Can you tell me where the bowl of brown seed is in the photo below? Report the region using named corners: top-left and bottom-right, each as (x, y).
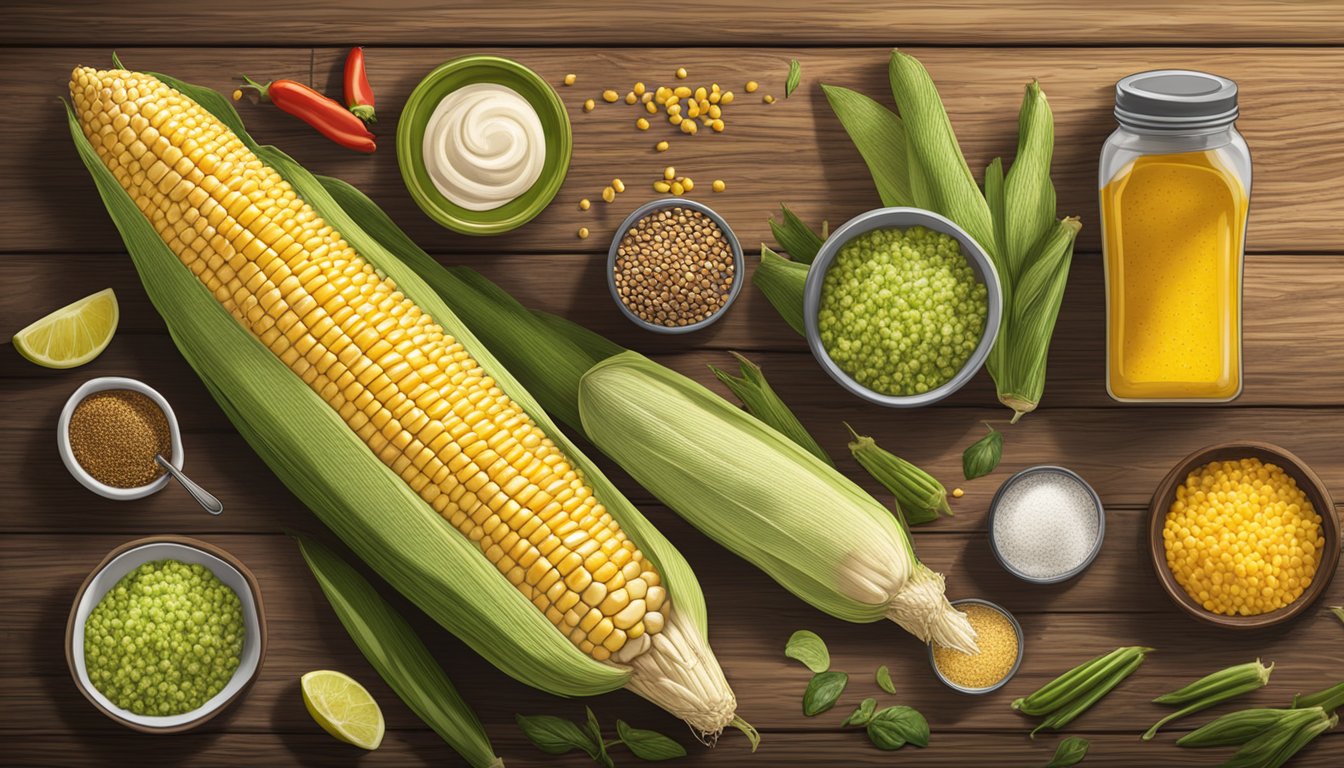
top-left (608, 198), bottom-right (743, 333)
top-left (58, 377), bottom-right (183, 501)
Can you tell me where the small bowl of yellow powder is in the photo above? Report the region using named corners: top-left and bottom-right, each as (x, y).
top-left (1150, 442), bottom-right (1339, 629)
top-left (929, 599), bottom-right (1023, 694)
top-left (58, 377), bottom-right (183, 500)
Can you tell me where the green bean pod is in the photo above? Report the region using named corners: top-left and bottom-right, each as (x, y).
top-left (1143, 660), bottom-right (1273, 740)
top-left (1012, 646), bottom-right (1147, 717)
top-left (1293, 681), bottom-right (1344, 714)
top-left (1177, 708), bottom-right (1312, 748)
top-left (1031, 653), bottom-right (1145, 737)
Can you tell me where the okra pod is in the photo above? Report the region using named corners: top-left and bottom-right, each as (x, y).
top-left (845, 423), bottom-right (950, 525)
top-left (1293, 680), bottom-right (1344, 714)
top-left (1012, 646), bottom-right (1147, 717)
top-left (1142, 660), bottom-right (1273, 740)
top-left (1031, 653), bottom-right (1145, 737)
top-left (1223, 708), bottom-right (1336, 768)
top-left (1177, 708), bottom-right (1313, 748)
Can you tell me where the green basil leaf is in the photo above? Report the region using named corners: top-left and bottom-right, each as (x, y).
top-left (876, 665), bottom-right (897, 695)
top-left (962, 428), bottom-right (1003, 480)
top-left (785, 629), bottom-right (831, 673)
top-left (585, 707), bottom-right (614, 768)
top-left (866, 706), bottom-right (929, 750)
top-left (803, 671), bottom-right (848, 716)
top-left (1044, 735), bottom-right (1090, 767)
top-left (516, 714), bottom-right (597, 756)
top-left (842, 697), bottom-right (878, 727)
top-left (786, 59), bottom-right (802, 98)
top-left (616, 720), bottom-right (687, 761)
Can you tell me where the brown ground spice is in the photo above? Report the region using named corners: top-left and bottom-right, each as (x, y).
top-left (613, 207), bottom-right (735, 327)
top-left (932, 604), bottom-right (1019, 689)
top-left (69, 389), bottom-right (171, 488)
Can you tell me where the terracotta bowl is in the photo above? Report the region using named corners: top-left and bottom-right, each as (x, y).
top-left (1149, 441), bottom-right (1339, 629)
top-left (66, 535), bottom-right (267, 733)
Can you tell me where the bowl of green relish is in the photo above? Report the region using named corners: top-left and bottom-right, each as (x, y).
top-left (803, 208), bottom-right (1003, 407)
top-left (66, 536), bottom-right (266, 732)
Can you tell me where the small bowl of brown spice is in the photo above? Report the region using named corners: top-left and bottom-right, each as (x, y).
top-left (58, 377), bottom-right (183, 501)
top-left (608, 198), bottom-right (743, 333)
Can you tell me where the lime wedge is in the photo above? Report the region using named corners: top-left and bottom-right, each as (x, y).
top-left (12, 288), bottom-right (119, 369)
top-left (301, 670), bottom-right (385, 750)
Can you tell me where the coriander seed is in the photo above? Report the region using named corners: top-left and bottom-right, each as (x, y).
top-left (613, 206), bottom-right (736, 329)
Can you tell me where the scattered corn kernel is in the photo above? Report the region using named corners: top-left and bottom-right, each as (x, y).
top-left (645, 101), bottom-right (658, 114)
top-left (624, 91), bottom-right (637, 104)
top-left (655, 141), bottom-right (669, 152)
top-left (669, 114), bottom-right (683, 126)
top-left (667, 103), bottom-right (682, 116)
top-left (602, 89), bottom-right (619, 103)
top-left (579, 199), bottom-right (591, 211)
top-left (653, 181), bottom-right (671, 193)
top-left (641, 92), bottom-right (654, 103)
top-left (675, 67), bottom-right (688, 79)
top-left (708, 91), bottom-right (721, 105)
top-left (564, 74), bottom-right (577, 86)
top-left (636, 117), bottom-right (650, 130)
top-left (612, 178), bottom-right (626, 193)
top-left (711, 179), bottom-right (726, 193)
top-left (745, 81), bottom-right (759, 93)
top-left (720, 91), bottom-right (735, 105)
top-left (1164, 457), bottom-right (1324, 617)
top-left (711, 119), bottom-right (725, 132)
top-left (682, 177), bottom-right (694, 192)
top-left (952, 487), bottom-right (965, 498)
top-left (681, 120), bottom-right (697, 135)
top-left (577, 227), bottom-right (590, 239)
top-left (602, 186), bottom-right (616, 203)
top-left (686, 102), bottom-right (700, 118)
top-left (694, 86), bottom-right (707, 102)
top-left (231, 88), bottom-right (243, 101)
top-left (583, 99), bottom-right (595, 112)
top-left (655, 86), bottom-right (672, 102)
top-left (763, 94), bottom-right (776, 104)
top-left (673, 86), bottom-right (692, 99)
top-left (670, 181), bottom-right (685, 195)
top-left (663, 167), bottom-right (676, 180)
top-left (634, 82), bottom-right (646, 96)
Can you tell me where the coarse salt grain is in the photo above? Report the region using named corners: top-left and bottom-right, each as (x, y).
top-left (992, 471), bottom-right (1100, 579)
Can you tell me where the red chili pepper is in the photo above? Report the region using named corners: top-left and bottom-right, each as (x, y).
top-left (344, 47), bottom-right (376, 124)
top-left (238, 75), bottom-right (376, 153)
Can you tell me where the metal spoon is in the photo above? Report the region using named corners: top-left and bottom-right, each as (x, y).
top-left (155, 454), bottom-right (223, 516)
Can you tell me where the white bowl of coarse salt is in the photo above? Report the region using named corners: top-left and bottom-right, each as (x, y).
top-left (988, 466), bottom-right (1105, 584)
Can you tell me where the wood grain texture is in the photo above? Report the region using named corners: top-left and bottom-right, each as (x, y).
top-left (6, 1), bottom-right (1344, 46)
top-left (5, 46), bottom-right (1344, 255)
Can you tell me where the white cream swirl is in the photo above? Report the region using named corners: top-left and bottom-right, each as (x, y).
top-left (422, 82), bottom-right (546, 211)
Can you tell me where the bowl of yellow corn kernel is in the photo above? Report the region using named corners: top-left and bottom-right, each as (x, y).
top-left (1150, 442), bottom-right (1339, 629)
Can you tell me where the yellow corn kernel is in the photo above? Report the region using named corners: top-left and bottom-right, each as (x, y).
top-left (633, 82), bottom-right (646, 96)
top-left (635, 117), bottom-right (649, 130)
top-left (673, 86), bottom-right (692, 100)
top-left (681, 177), bottom-right (694, 192)
top-left (720, 91), bottom-right (735, 105)
top-left (763, 94), bottom-right (776, 104)
top-left (578, 199), bottom-right (591, 211)
top-left (712, 179), bottom-right (726, 193)
top-left (602, 90), bottom-right (619, 103)
top-left (711, 119), bottom-right (725, 133)
top-left (563, 74), bottom-right (577, 86)
top-left (669, 114), bottom-right (682, 126)
top-left (653, 181), bottom-right (671, 193)
top-left (675, 67), bottom-right (688, 79)
top-left (602, 186), bottom-right (616, 203)
top-left (577, 227), bottom-right (589, 239)
top-left (583, 99), bottom-right (595, 112)
top-left (745, 81), bottom-right (758, 93)
top-left (655, 140), bottom-right (669, 152)
top-left (670, 181), bottom-right (685, 195)
top-left (612, 178), bottom-right (626, 194)
top-left (644, 101), bottom-right (658, 115)
top-left (624, 91), bottom-right (637, 104)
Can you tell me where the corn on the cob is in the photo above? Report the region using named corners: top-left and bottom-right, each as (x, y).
top-left (69, 66), bottom-right (737, 736)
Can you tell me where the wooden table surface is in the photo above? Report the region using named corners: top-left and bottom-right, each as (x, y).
top-left (4, 2), bottom-right (1344, 765)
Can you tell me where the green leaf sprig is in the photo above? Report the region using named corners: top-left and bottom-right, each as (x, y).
top-left (803, 671), bottom-right (849, 716)
top-left (784, 630), bottom-right (831, 673)
top-left (516, 707), bottom-right (687, 765)
top-left (864, 705), bottom-right (930, 750)
top-left (785, 59), bottom-right (802, 97)
top-left (1044, 735), bottom-right (1089, 767)
top-left (876, 665), bottom-right (897, 695)
top-left (963, 424), bottom-right (1003, 480)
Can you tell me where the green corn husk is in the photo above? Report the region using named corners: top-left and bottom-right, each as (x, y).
top-left (844, 423), bottom-right (949, 525)
top-left (752, 246), bottom-right (809, 337)
top-left (69, 69), bottom-right (738, 737)
top-left (578, 351), bottom-right (977, 653)
top-left (710, 352), bottom-right (833, 466)
top-left (294, 534), bottom-right (502, 768)
top-left (1293, 681), bottom-right (1344, 714)
top-left (1143, 660), bottom-right (1273, 740)
top-left (768, 205), bottom-right (825, 264)
top-left (821, 83), bottom-right (911, 207)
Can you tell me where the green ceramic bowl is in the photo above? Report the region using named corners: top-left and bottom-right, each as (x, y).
top-left (397, 55), bottom-right (571, 236)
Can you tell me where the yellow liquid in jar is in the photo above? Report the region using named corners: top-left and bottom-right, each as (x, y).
top-left (1101, 150), bottom-right (1247, 400)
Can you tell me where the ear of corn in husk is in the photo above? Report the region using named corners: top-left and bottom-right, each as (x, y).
top-left (751, 246), bottom-right (808, 338)
top-left (710, 352), bottom-right (833, 466)
top-left (67, 65), bottom-right (737, 738)
top-left (579, 352), bottom-right (976, 653)
top-left (316, 176), bottom-right (976, 653)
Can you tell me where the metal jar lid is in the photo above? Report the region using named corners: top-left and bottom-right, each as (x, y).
top-left (1114, 70), bottom-right (1238, 131)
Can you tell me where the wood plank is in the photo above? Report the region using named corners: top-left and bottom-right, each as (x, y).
top-left (8, 729), bottom-right (1341, 767)
top-left (5, 533), bottom-right (1343, 741)
top-left (6, 252), bottom-right (1344, 409)
top-left (7, 1), bottom-right (1344, 46)
top-left (6, 47), bottom-right (1344, 255)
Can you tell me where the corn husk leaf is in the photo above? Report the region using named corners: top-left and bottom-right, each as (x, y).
top-left (530, 308), bottom-right (626, 364)
top-left (294, 534), bottom-right (502, 768)
top-left (578, 352), bottom-right (976, 653)
top-left (752, 246), bottom-right (809, 337)
top-left (999, 217), bottom-right (1080, 421)
top-left (768, 204), bottom-right (825, 265)
top-left (70, 70), bottom-right (711, 701)
top-left (821, 83), bottom-right (911, 206)
top-left (710, 352), bottom-right (833, 466)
